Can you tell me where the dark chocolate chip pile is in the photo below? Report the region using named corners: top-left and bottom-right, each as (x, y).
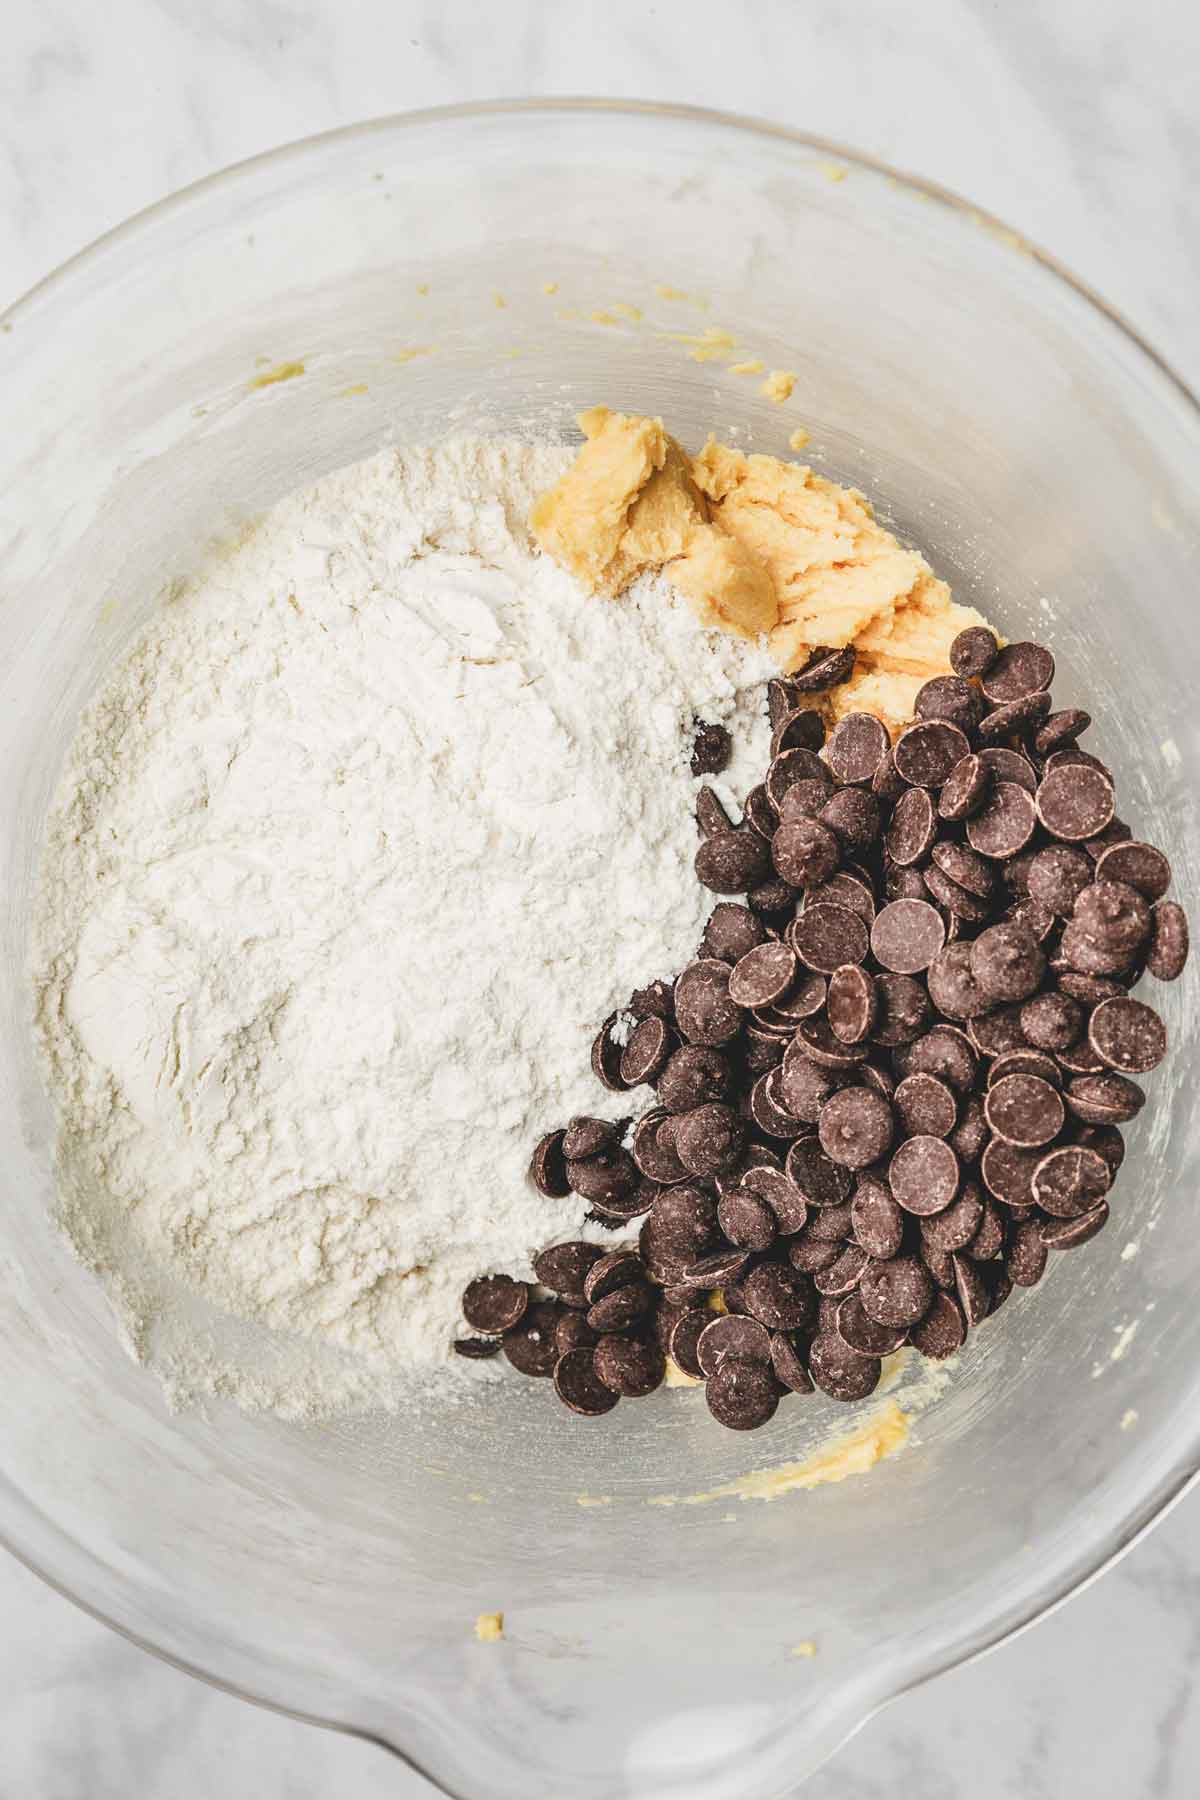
top-left (459, 632), bottom-right (1189, 1430)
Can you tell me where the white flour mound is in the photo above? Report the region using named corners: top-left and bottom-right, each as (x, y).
top-left (32, 438), bottom-right (775, 1420)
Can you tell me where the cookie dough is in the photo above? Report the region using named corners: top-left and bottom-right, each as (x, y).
top-left (530, 407), bottom-right (990, 730)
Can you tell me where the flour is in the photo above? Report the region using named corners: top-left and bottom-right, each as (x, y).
top-left (32, 438), bottom-right (775, 1420)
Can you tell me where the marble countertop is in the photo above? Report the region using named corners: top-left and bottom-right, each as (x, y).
top-left (2, 1), bottom-right (1198, 1795)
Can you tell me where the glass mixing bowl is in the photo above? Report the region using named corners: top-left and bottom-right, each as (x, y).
top-left (1, 102), bottom-right (1199, 1800)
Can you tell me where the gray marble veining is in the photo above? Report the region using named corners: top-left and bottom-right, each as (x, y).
top-left (1, 0), bottom-right (1198, 1795)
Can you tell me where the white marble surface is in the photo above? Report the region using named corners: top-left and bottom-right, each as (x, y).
top-left (2, 1), bottom-right (1199, 1795)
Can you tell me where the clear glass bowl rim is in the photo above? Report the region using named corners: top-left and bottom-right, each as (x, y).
top-left (3, 96), bottom-right (1199, 1792)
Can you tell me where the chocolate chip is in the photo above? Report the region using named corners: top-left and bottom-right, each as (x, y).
top-left (791, 902), bottom-right (870, 974)
top-left (1025, 845), bottom-right (1092, 916)
top-left (1032, 1145), bottom-right (1113, 1218)
top-left (980, 640), bottom-right (1055, 703)
top-left (886, 863), bottom-right (931, 902)
top-left (977, 746), bottom-right (1039, 794)
top-left (1054, 1036), bottom-right (1107, 1075)
top-left (566, 1145), bottom-right (638, 1205)
top-left (555, 1311), bottom-right (599, 1355)
top-left (909, 1290), bottom-right (967, 1359)
top-left (1036, 763), bottom-right (1115, 842)
top-left (836, 1291), bottom-right (909, 1355)
top-left (701, 902), bottom-right (767, 965)
top-left (591, 1013), bottom-right (630, 1091)
top-left (586, 1280), bottom-right (653, 1332)
top-left (819, 787), bottom-right (882, 850)
top-left (921, 1241), bottom-right (956, 1290)
top-left (453, 1336), bottom-right (503, 1359)
top-left (463, 1273), bottom-right (529, 1334)
top-left (1147, 900), bottom-right (1189, 980)
top-left (657, 1043), bottom-right (732, 1112)
top-left (808, 1332), bottom-right (882, 1400)
top-left (1075, 1122), bottom-right (1126, 1174)
top-left (695, 828), bottom-right (773, 894)
top-left (983, 1073), bottom-right (1065, 1148)
top-left (872, 972), bottom-right (933, 1044)
top-left (749, 1068), bottom-right (808, 1139)
top-left (596, 1335), bottom-right (665, 1398)
top-left (1057, 919), bottom-right (1133, 977)
top-left (826, 712), bottom-right (890, 785)
top-left (813, 1241), bottom-right (871, 1296)
top-left (1088, 996), bottom-right (1167, 1073)
top-left (873, 749), bottom-right (906, 804)
top-left (771, 1331), bottom-right (815, 1393)
top-left (952, 1254), bottom-right (990, 1327)
top-left (789, 1236), bottom-right (842, 1273)
top-left (533, 1241), bottom-right (605, 1306)
top-left (620, 1015), bottom-right (675, 1086)
top-left (779, 1045), bottom-right (839, 1121)
top-left (728, 941), bottom-right (797, 1009)
top-left (639, 1187), bottom-right (719, 1280)
top-left (779, 778), bottom-right (837, 823)
top-left (793, 644), bottom-right (858, 692)
top-left (502, 1300), bottom-right (561, 1376)
top-left (977, 690), bottom-right (1052, 742)
top-left (563, 1116), bottom-right (621, 1159)
top-left (927, 943), bottom-right (992, 1019)
top-left (938, 753), bottom-right (992, 821)
top-left (1093, 839), bottom-right (1170, 900)
top-left (1083, 817), bottom-right (1131, 860)
top-left (766, 746), bottom-right (828, 813)
top-left (980, 1137), bottom-right (1041, 1206)
top-left (1005, 1216), bottom-right (1049, 1286)
top-left (889, 1134), bottom-right (960, 1215)
top-left (919, 1183), bottom-right (984, 1252)
top-left (1056, 970), bottom-right (1125, 1006)
top-left (691, 721), bottom-right (732, 777)
top-left (950, 1094), bottom-right (990, 1165)
top-left (895, 1072), bottom-right (958, 1138)
top-left (907, 1023), bottom-right (979, 1092)
top-left (987, 1047), bottom-right (1062, 1088)
top-left (968, 1003), bottom-right (1029, 1056)
top-left (915, 674), bottom-right (984, 732)
top-left (772, 707), bottom-right (827, 755)
top-left (1034, 708), bottom-right (1091, 756)
top-left (738, 1261), bottom-right (817, 1330)
top-left (756, 970), bottom-right (829, 1025)
top-left (803, 869), bottom-right (877, 923)
top-left (969, 921), bottom-right (1046, 1002)
top-left (717, 1188), bottom-right (778, 1253)
top-left (667, 1307), bottom-right (710, 1377)
top-left (828, 964), bottom-right (879, 1044)
top-left (966, 781), bottom-right (1038, 859)
top-left (1040, 1204), bottom-right (1110, 1249)
top-left (894, 720), bottom-right (971, 788)
top-left (530, 1129), bottom-right (571, 1197)
top-left (851, 1178), bottom-right (905, 1258)
top-left (631, 1110), bottom-right (689, 1185)
top-left (555, 1347), bottom-right (620, 1415)
top-left (786, 1136), bottom-right (855, 1208)
top-left (673, 1103), bottom-right (746, 1177)
top-left (744, 785), bottom-right (778, 839)
top-left (1074, 880), bottom-right (1152, 959)
top-left (696, 784), bottom-right (735, 838)
top-left (950, 625), bottom-right (1000, 678)
top-left (768, 678), bottom-right (802, 729)
top-left (772, 817), bottom-right (842, 888)
top-left (674, 960), bottom-right (743, 1046)
top-left (887, 786), bottom-right (938, 865)
top-left (925, 865), bottom-right (992, 922)
top-left (705, 1356), bottom-right (781, 1430)
top-left (740, 1164), bottom-right (810, 1234)
top-left (870, 898), bottom-right (947, 974)
top-left (696, 1312), bottom-right (773, 1376)
top-left (817, 1086), bottom-right (895, 1170)
top-left (1064, 1071), bottom-right (1146, 1125)
top-left (859, 1255), bottom-right (934, 1326)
